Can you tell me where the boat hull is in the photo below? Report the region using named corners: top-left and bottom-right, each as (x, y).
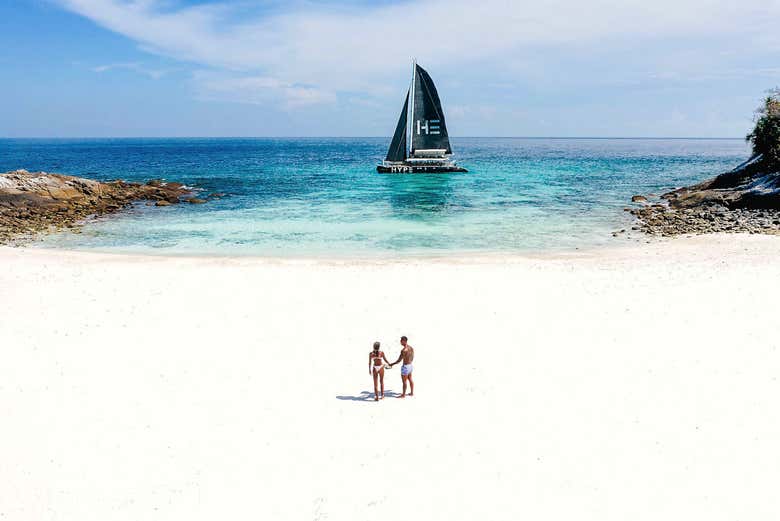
top-left (377, 164), bottom-right (468, 173)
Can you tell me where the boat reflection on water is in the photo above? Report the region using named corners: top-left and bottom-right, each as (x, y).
top-left (383, 172), bottom-right (458, 216)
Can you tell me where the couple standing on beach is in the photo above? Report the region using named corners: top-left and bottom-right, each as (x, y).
top-left (369, 336), bottom-right (414, 401)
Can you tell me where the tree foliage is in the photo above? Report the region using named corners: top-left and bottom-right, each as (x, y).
top-left (746, 88), bottom-right (780, 169)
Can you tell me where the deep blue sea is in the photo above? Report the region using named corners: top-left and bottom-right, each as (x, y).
top-left (0, 138), bottom-right (749, 256)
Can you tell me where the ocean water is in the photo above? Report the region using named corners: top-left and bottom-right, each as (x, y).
top-left (0, 138), bottom-right (749, 256)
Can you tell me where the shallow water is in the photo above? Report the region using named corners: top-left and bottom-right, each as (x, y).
top-left (0, 137), bottom-right (749, 256)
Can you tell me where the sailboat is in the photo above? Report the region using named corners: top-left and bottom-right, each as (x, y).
top-left (377, 62), bottom-right (467, 173)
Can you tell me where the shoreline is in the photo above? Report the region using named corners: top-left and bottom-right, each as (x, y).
top-left (4, 232), bottom-right (779, 265)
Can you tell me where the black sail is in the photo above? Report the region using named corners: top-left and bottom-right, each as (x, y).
top-left (411, 65), bottom-right (452, 154)
top-left (385, 90), bottom-right (409, 162)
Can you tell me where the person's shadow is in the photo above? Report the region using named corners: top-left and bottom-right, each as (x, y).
top-left (336, 390), bottom-right (401, 401)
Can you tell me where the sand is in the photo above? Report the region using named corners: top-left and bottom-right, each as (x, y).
top-left (2, 235), bottom-right (779, 520)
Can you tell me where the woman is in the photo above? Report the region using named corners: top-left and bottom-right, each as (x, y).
top-left (368, 341), bottom-right (391, 401)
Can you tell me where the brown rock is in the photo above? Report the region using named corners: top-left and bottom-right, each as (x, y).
top-left (155, 200), bottom-right (172, 207)
top-left (188, 198), bottom-right (207, 204)
top-left (1, 170), bottom-right (192, 244)
top-left (631, 195), bottom-right (648, 203)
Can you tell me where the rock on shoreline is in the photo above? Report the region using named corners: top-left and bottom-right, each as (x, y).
top-left (630, 155), bottom-right (780, 236)
top-left (0, 170), bottom-right (192, 244)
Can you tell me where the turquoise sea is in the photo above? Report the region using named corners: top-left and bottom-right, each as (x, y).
top-left (0, 138), bottom-right (749, 256)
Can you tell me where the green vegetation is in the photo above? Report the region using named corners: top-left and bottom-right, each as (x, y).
top-left (746, 88), bottom-right (780, 169)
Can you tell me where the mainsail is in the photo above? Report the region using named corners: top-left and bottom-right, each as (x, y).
top-left (410, 65), bottom-right (452, 154)
top-left (385, 90), bottom-right (409, 162)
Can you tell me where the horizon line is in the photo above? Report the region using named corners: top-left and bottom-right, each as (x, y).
top-left (0, 136), bottom-right (745, 140)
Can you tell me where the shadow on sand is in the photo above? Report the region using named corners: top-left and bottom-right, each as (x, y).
top-left (336, 390), bottom-right (401, 401)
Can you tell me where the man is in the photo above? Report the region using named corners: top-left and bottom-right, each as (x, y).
top-left (390, 336), bottom-right (414, 398)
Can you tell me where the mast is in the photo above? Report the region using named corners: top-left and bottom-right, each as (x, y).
top-left (409, 58), bottom-right (416, 156)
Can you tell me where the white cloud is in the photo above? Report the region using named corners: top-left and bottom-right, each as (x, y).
top-left (192, 72), bottom-right (336, 108)
top-left (92, 61), bottom-right (167, 79)
top-left (56, 0), bottom-right (780, 110)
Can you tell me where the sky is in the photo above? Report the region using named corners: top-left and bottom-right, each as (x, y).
top-left (1, 0), bottom-right (779, 137)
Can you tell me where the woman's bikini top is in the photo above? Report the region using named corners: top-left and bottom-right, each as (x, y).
top-left (372, 350), bottom-right (383, 365)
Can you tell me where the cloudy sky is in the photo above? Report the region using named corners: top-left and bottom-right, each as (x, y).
top-left (2, 0), bottom-right (779, 137)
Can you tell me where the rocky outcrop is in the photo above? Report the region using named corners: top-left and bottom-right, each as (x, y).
top-left (0, 170), bottom-right (192, 244)
top-left (630, 155), bottom-right (780, 236)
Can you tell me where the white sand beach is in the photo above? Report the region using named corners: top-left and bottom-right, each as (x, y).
top-left (2, 235), bottom-right (780, 520)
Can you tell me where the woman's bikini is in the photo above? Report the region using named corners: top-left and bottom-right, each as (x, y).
top-left (372, 350), bottom-right (384, 373)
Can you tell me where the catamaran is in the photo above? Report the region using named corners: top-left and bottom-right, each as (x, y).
top-left (377, 62), bottom-right (467, 173)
